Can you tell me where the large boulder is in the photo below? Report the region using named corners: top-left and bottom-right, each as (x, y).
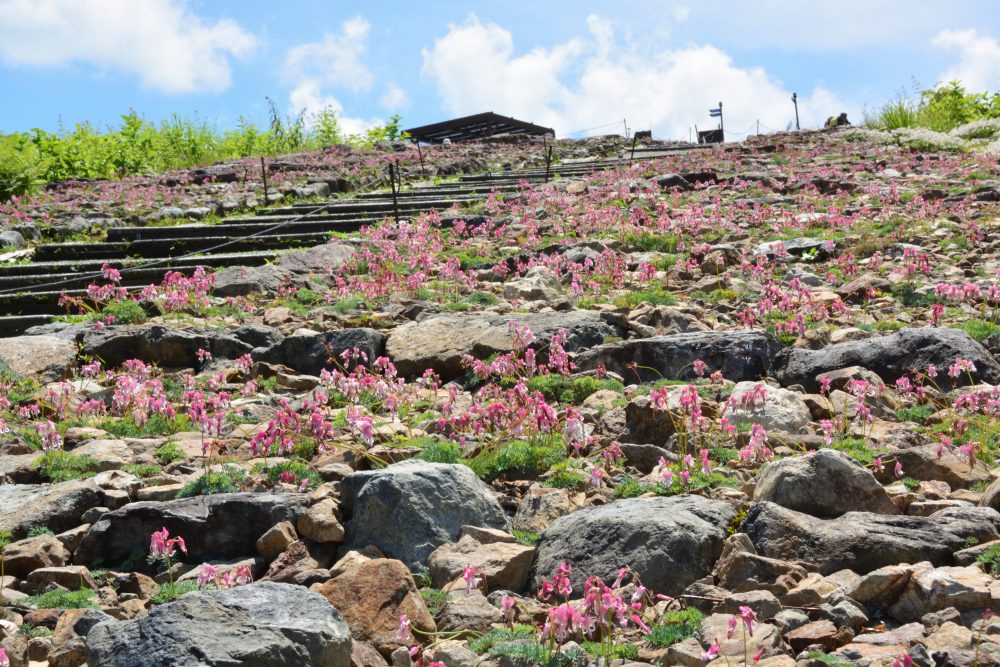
top-left (743, 502), bottom-right (1000, 575)
top-left (725, 381), bottom-right (812, 433)
top-left (1, 534), bottom-right (71, 578)
top-left (211, 264), bottom-right (308, 297)
top-left (887, 444), bottom-right (990, 489)
top-left (253, 328), bottom-right (386, 376)
top-left (86, 582), bottom-right (351, 667)
top-left (532, 495), bottom-right (737, 596)
top-left (76, 492), bottom-right (310, 566)
top-left (0, 334), bottom-right (76, 382)
top-left (277, 243), bottom-right (355, 275)
top-left (311, 558), bottom-right (435, 657)
top-left (80, 324), bottom-right (253, 369)
top-left (0, 480), bottom-right (102, 540)
top-left (575, 331), bottom-right (782, 383)
top-left (753, 449), bottom-right (900, 517)
top-left (339, 461), bottom-right (510, 569)
top-left (386, 311), bottom-right (623, 380)
top-left (774, 328), bottom-right (1000, 390)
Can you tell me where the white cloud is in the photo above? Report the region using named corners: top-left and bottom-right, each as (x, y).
top-left (933, 29), bottom-right (1000, 91)
top-left (0, 0), bottom-right (256, 94)
top-left (288, 80), bottom-right (379, 136)
top-left (283, 16), bottom-right (373, 93)
top-left (421, 15), bottom-right (858, 141)
top-left (380, 83), bottom-right (409, 111)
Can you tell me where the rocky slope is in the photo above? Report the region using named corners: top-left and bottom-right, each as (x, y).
top-left (1, 127), bottom-right (1000, 666)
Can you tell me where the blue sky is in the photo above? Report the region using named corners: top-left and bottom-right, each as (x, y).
top-left (1, 1), bottom-right (999, 141)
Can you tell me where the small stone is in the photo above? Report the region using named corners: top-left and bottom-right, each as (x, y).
top-left (256, 521), bottom-right (298, 559)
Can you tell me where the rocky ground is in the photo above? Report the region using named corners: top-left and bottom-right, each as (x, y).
top-left (1, 126), bottom-right (1000, 667)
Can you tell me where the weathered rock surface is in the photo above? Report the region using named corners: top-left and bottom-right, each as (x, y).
top-left (726, 381), bottom-right (812, 433)
top-left (339, 461), bottom-right (510, 569)
top-left (253, 328), bottom-right (386, 376)
top-left (385, 310), bottom-right (623, 379)
top-left (86, 582), bottom-right (351, 666)
top-left (1, 534), bottom-right (71, 578)
top-left (533, 495), bottom-right (736, 595)
top-left (211, 264), bottom-right (308, 297)
top-left (575, 331), bottom-right (782, 383)
top-left (428, 532), bottom-right (535, 592)
top-left (80, 324), bottom-right (253, 369)
top-left (76, 492), bottom-right (310, 566)
top-left (743, 502), bottom-right (1000, 575)
top-left (0, 334), bottom-right (76, 382)
top-left (276, 242), bottom-right (355, 275)
top-left (0, 480), bottom-right (102, 540)
top-left (311, 558), bottom-right (434, 657)
top-left (753, 449), bottom-right (900, 517)
top-left (774, 328), bottom-right (1000, 390)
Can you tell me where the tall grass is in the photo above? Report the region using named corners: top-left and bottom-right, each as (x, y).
top-left (0, 101), bottom-right (407, 200)
top-left (866, 81), bottom-right (1000, 133)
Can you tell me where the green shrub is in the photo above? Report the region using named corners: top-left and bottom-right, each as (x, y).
top-left (26, 525), bottom-right (55, 537)
top-left (99, 414), bottom-right (187, 438)
top-left (614, 288), bottom-right (678, 309)
top-left (122, 463), bottom-right (163, 478)
top-left (581, 641), bottom-right (639, 662)
top-left (542, 467), bottom-right (588, 490)
top-left (468, 625), bottom-right (540, 654)
top-left (646, 608), bottom-right (705, 647)
top-left (419, 588), bottom-right (448, 615)
top-left (151, 580), bottom-right (199, 604)
top-left (956, 319), bottom-right (1000, 343)
top-left (512, 529), bottom-right (541, 546)
top-left (251, 458), bottom-right (321, 489)
top-left (895, 405), bottom-right (933, 423)
top-left (526, 375), bottom-right (624, 404)
top-left (0, 133), bottom-right (41, 201)
top-left (613, 475), bottom-right (655, 499)
top-left (101, 299), bottom-right (149, 325)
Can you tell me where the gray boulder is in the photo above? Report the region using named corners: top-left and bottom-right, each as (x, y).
top-left (532, 495), bottom-right (737, 596)
top-left (0, 480), bottom-right (102, 540)
top-left (0, 334), bottom-right (77, 382)
top-left (386, 310), bottom-right (623, 379)
top-left (211, 264), bottom-right (308, 297)
top-left (253, 328), bottom-right (386, 376)
top-left (80, 324), bottom-right (253, 369)
top-left (76, 493), bottom-right (310, 566)
top-left (743, 502), bottom-right (1000, 575)
top-left (575, 331), bottom-right (782, 383)
top-left (774, 328), bottom-right (1000, 390)
top-left (276, 243), bottom-right (355, 275)
top-left (86, 582), bottom-right (350, 667)
top-left (753, 449), bottom-right (900, 517)
top-left (339, 461), bottom-right (510, 570)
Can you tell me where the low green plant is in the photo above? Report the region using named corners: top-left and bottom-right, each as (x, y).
top-left (614, 287), bottom-right (678, 309)
top-left (26, 525), bottom-right (55, 537)
top-left (542, 467), bottom-right (587, 490)
top-left (976, 542), bottom-right (1000, 573)
top-left (122, 463), bottom-right (163, 478)
top-left (101, 299), bottom-right (149, 325)
top-left (613, 475), bottom-right (655, 499)
top-left (17, 624), bottom-right (53, 638)
top-left (151, 580), bottom-right (199, 605)
top-left (177, 465), bottom-right (246, 497)
top-left (646, 607), bottom-right (705, 647)
top-left (956, 319), bottom-right (1000, 343)
top-left (466, 439), bottom-right (566, 482)
top-left (806, 652), bottom-right (853, 667)
top-left (901, 476), bottom-right (921, 492)
top-left (416, 439), bottom-right (462, 464)
top-left (99, 414), bottom-right (188, 438)
top-left (581, 641), bottom-right (639, 662)
top-left (33, 450), bottom-right (99, 482)
top-left (895, 405), bottom-right (934, 423)
top-left (27, 588), bottom-right (98, 609)
top-left (468, 625), bottom-right (541, 654)
top-left (419, 587), bottom-right (448, 615)
top-left (251, 458), bottom-right (321, 489)
top-left (153, 440), bottom-right (186, 465)
top-left (525, 375), bottom-right (624, 405)
top-left (512, 529), bottom-right (541, 546)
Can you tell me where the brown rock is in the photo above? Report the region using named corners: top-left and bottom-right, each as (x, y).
top-left (0, 334), bottom-right (76, 383)
top-left (311, 558), bottom-right (435, 657)
top-left (297, 498), bottom-right (345, 543)
top-left (351, 640), bottom-right (389, 667)
top-left (436, 589), bottom-right (503, 635)
top-left (716, 550), bottom-right (809, 597)
top-left (26, 566), bottom-right (97, 594)
top-left (262, 540), bottom-right (320, 583)
top-left (513, 485), bottom-right (571, 533)
top-left (2, 535), bottom-right (70, 578)
top-left (786, 619), bottom-right (839, 652)
top-left (112, 572), bottom-right (158, 599)
top-left (427, 534), bottom-right (534, 593)
top-left (256, 520), bottom-right (298, 559)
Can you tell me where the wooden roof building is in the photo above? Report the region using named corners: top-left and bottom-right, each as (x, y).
top-left (405, 112), bottom-right (554, 144)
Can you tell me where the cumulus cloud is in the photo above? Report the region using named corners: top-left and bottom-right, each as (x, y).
top-left (422, 15), bottom-right (857, 141)
top-left (284, 16), bottom-right (385, 135)
top-left (380, 83), bottom-right (410, 111)
top-left (0, 0), bottom-right (256, 94)
top-left (933, 29), bottom-right (1000, 91)
top-left (283, 16), bottom-right (373, 94)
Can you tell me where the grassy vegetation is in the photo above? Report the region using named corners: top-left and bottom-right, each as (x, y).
top-left (0, 106), bottom-right (408, 201)
top-left (646, 607), bottom-right (705, 647)
top-left (866, 81), bottom-right (1000, 132)
top-left (466, 439), bottom-right (566, 482)
top-left (33, 450), bottom-right (99, 482)
top-left (151, 580), bottom-right (200, 604)
top-left (27, 588), bottom-right (98, 609)
top-left (525, 375), bottom-right (624, 404)
top-left (177, 465), bottom-right (246, 497)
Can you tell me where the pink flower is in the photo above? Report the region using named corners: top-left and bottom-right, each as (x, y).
top-left (463, 565), bottom-right (480, 594)
top-left (501, 596), bottom-right (516, 622)
top-left (753, 646), bottom-right (766, 663)
top-left (739, 605), bottom-right (758, 637)
top-left (197, 564), bottom-right (218, 589)
top-left (396, 614), bottom-right (413, 644)
top-left (149, 527), bottom-right (186, 560)
top-left (895, 461), bottom-right (904, 478)
top-left (0, 647), bottom-right (8, 667)
top-left (700, 644), bottom-right (720, 662)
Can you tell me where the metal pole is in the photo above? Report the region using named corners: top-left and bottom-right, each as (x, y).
top-left (630, 135), bottom-right (638, 161)
top-left (718, 101), bottom-right (724, 141)
top-left (792, 93), bottom-right (800, 130)
top-left (389, 163), bottom-right (400, 224)
top-left (415, 140), bottom-right (425, 177)
top-left (544, 146), bottom-right (553, 183)
top-left (623, 118), bottom-right (628, 139)
top-left (260, 157), bottom-right (268, 204)
top-left (757, 120), bottom-right (760, 136)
